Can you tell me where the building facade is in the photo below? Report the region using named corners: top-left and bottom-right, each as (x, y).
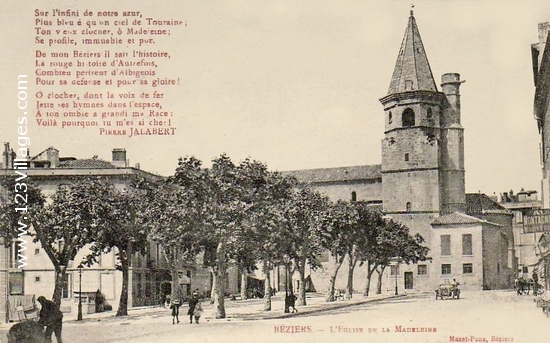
top-left (0, 145), bottom-right (209, 322)
top-left (533, 22), bottom-right (550, 209)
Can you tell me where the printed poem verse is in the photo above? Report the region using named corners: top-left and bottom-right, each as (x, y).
top-left (34, 8), bottom-right (184, 137)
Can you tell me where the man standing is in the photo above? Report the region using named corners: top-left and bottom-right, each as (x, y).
top-left (187, 293), bottom-right (199, 324)
top-left (37, 296), bottom-right (63, 343)
top-left (533, 271), bottom-right (539, 294)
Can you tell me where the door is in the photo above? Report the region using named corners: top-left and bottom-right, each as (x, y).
top-left (404, 272), bottom-right (413, 289)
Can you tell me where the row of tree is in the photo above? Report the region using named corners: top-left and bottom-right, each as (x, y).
top-left (0, 154), bottom-right (428, 319)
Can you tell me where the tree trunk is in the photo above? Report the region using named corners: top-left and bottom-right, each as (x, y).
top-left (263, 260), bottom-right (272, 311)
top-left (52, 266), bottom-right (65, 307)
top-left (161, 246), bottom-right (182, 306)
top-left (325, 254), bottom-right (345, 302)
top-left (375, 265), bottom-right (386, 295)
top-left (363, 261), bottom-right (377, 297)
top-left (214, 241), bottom-right (226, 319)
top-left (346, 252), bottom-right (358, 299)
top-left (209, 267), bottom-right (217, 304)
top-left (240, 269), bottom-right (248, 300)
top-left (288, 263), bottom-right (294, 295)
top-left (297, 257), bottom-right (307, 306)
top-left (116, 244), bottom-right (131, 316)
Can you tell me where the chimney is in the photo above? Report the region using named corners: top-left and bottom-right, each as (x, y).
top-left (3, 143), bottom-right (14, 169)
top-left (112, 148), bottom-right (127, 167)
top-left (46, 147), bottom-right (59, 168)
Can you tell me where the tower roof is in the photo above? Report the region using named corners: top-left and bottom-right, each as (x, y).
top-left (387, 10), bottom-right (438, 95)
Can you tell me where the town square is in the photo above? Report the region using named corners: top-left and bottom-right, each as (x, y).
top-left (2, 1), bottom-right (550, 342)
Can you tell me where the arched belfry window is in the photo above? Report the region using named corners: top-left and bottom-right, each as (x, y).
top-left (402, 108), bottom-right (415, 127)
top-left (406, 202), bottom-right (412, 212)
top-left (351, 191), bottom-right (357, 202)
top-left (388, 111), bottom-right (393, 124)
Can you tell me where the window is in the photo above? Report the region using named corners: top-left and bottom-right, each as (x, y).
top-left (497, 263), bottom-right (500, 275)
top-left (441, 264), bottom-right (452, 275)
top-left (418, 265), bottom-right (427, 275)
top-left (463, 263), bottom-right (473, 274)
top-left (402, 108), bottom-right (415, 127)
top-left (404, 153), bottom-right (409, 161)
top-left (462, 234), bottom-right (472, 256)
top-left (351, 191), bottom-right (357, 202)
top-left (9, 271), bottom-right (24, 295)
top-left (390, 265), bottom-right (400, 276)
top-left (35, 276), bottom-right (41, 282)
top-left (62, 273), bottom-right (71, 299)
top-left (405, 80), bottom-right (414, 90)
top-left (515, 211), bottom-right (523, 224)
top-left (34, 248), bottom-right (40, 255)
top-left (441, 235), bottom-right (451, 256)
top-left (406, 202), bottom-right (412, 212)
top-left (523, 266), bottom-right (529, 274)
top-left (389, 111), bottom-right (393, 124)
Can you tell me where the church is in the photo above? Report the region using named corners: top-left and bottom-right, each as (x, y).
top-left (286, 10), bottom-right (516, 293)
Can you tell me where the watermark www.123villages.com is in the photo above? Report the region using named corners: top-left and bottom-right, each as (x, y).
top-left (14, 75), bottom-right (30, 268)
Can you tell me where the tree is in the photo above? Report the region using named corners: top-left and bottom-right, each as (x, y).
top-left (144, 156), bottom-right (206, 305)
top-left (0, 177), bottom-right (111, 306)
top-left (242, 165), bottom-right (296, 310)
top-left (344, 202), bottom-right (380, 299)
top-left (281, 186), bottom-right (329, 306)
top-left (361, 215), bottom-right (429, 296)
top-left (374, 219), bottom-right (429, 294)
top-left (202, 154), bottom-right (250, 319)
top-left (320, 200), bottom-right (357, 302)
top-left (84, 178), bottom-right (151, 316)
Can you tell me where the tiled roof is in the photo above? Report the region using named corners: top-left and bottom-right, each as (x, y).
top-left (465, 193), bottom-right (506, 215)
top-left (59, 159), bottom-right (117, 169)
top-left (432, 212), bottom-right (489, 226)
top-left (282, 165), bottom-right (381, 183)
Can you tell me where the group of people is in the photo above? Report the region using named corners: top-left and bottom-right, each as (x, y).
top-left (515, 271), bottom-right (542, 295)
top-left (169, 289), bottom-right (203, 325)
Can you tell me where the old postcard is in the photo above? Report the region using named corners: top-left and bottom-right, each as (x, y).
top-left (1, 1), bottom-right (550, 342)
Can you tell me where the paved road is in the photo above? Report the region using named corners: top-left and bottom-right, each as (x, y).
top-left (3, 291), bottom-right (550, 342)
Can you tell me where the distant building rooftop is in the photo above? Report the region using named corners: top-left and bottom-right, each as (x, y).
top-left (282, 165), bottom-right (381, 184)
top-left (432, 212), bottom-right (500, 227)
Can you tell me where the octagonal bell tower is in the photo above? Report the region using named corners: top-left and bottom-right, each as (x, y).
top-left (380, 10), bottom-right (466, 241)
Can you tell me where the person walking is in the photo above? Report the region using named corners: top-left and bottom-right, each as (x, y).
top-left (193, 299), bottom-right (203, 324)
top-left (170, 298), bottom-right (181, 324)
top-left (37, 296), bottom-right (63, 343)
top-left (187, 293), bottom-right (199, 324)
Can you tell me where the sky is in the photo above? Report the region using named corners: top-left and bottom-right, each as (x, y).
top-left (1, 0), bottom-right (549, 197)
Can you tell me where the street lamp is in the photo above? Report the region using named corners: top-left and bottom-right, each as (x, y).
top-left (392, 262), bottom-right (399, 296)
top-left (283, 254), bottom-right (290, 313)
top-left (77, 264), bottom-right (83, 321)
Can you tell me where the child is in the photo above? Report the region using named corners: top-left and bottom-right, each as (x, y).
top-left (193, 300), bottom-right (203, 324)
top-left (170, 298), bottom-right (181, 324)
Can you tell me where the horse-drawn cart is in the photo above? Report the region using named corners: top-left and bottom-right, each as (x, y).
top-left (435, 284), bottom-right (460, 300)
